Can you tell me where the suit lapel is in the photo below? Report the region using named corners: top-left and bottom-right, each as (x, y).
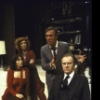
top-left (56, 42), bottom-right (62, 61)
top-left (46, 45), bottom-right (52, 60)
top-left (55, 75), bottom-right (64, 99)
top-left (68, 73), bottom-right (80, 100)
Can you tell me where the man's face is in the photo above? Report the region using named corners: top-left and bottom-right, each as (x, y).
top-left (61, 56), bottom-right (75, 74)
top-left (45, 30), bottom-right (57, 46)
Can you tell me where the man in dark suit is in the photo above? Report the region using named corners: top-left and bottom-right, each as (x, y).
top-left (40, 26), bottom-right (86, 93)
top-left (48, 53), bottom-right (90, 100)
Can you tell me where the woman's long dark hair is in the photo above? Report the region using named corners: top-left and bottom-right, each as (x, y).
top-left (10, 54), bottom-right (24, 70)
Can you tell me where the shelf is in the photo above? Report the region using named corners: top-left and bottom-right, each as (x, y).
top-left (58, 30), bottom-right (81, 35)
top-left (70, 49), bottom-right (80, 51)
top-left (69, 44), bottom-right (81, 46)
top-left (70, 49), bottom-right (91, 52)
top-left (70, 49), bottom-right (90, 54)
top-left (53, 17), bottom-right (82, 24)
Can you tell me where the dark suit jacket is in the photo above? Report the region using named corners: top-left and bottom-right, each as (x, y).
top-left (41, 41), bottom-right (70, 91)
top-left (48, 73), bottom-right (91, 100)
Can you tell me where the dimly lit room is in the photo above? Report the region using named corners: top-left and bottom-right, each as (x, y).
top-left (0, 0), bottom-right (92, 100)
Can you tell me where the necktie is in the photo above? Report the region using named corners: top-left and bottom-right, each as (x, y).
top-left (63, 75), bottom-right (70, 87)
top-left (51, 47), bottom-right (57, 61)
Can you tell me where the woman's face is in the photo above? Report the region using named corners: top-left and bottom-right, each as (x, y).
top-left (20, 40), bottom-right (27, 50)
top-left (16, 56), bottom-right (23, 69)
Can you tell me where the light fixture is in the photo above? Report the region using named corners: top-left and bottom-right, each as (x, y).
top-left (0, 41), bottom-right (6, 69)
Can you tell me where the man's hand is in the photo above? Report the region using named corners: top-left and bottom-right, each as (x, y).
top-left (51, 56), bottom-right (56, 69)
top-left (78, 50), bottom-right (87, 63)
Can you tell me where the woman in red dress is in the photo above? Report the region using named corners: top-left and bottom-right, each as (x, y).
top-left (2, 54), bottom-right (30, 100)
top-left (14, 36), bottom-right (46, 100)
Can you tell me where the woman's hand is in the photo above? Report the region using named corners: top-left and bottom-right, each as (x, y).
top-left (16, 93), bottom-right (24, 99)
top-left (29, 59), bottom-right (34, 64)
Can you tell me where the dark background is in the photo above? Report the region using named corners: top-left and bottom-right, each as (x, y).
top-left (0, 0), bottom-right (92, 66)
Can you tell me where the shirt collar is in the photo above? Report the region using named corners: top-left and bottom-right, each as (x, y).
top-left (49, 40), bottom-right (58, 49)
top-left (64, 71), bottom-right (75, 79)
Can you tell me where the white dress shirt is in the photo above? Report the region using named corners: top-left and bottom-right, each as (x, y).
top-left (49, 41), bottom-right (58, 68)
top-left (49, 40), bottom-right (58, 56)
top-left (63, 71), bottom-right (75, 85)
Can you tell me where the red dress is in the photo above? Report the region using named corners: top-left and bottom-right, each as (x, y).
top-left (20, 50), bottom-right (46, 100)
top-left (2, 68), bottom-right (30, 100)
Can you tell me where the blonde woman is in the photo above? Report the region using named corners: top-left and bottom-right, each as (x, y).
top-left (15, 36), bottom-right (46, 100)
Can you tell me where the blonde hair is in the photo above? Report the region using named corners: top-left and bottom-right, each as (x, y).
top-left (15, 36), bottom-right (30, 52)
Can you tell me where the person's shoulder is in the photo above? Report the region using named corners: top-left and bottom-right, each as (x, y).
top-left (28, 49), bottom-right (33, 52)
top-left (7, 68), bottom-right (14, 74)
top-left (58, 41), bottom-right (70, 45)
top-left (76, 73), bottom-right (88, 81)
top-left (24, 67), bottom-right (29, 72)
top-left (28, 50), bottom-right (34, 54)
top-left (41, 44), bottom-right (48, 49)
top-left (8, 68), bottom-right (13, 72)
top-left (58, 41), bottom-right (70, 48)
top-left (54, 74), bottom-right (63, 81)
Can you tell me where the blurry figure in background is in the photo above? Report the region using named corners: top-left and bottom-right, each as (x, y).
top-left (2, 54), bottom-right (30, 100)
top-left (48, 53), bottom-right (91, 100)
top-left (77, 50), bottom-right (89, 75)
top-left (15, 36), bottom-right (46, 100)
